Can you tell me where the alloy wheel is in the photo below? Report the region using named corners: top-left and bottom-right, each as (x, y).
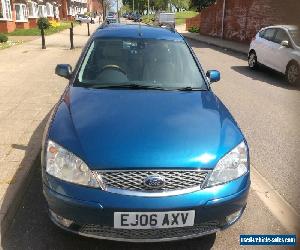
top-left (248, 53), bottom-right (257, 69)
top-left (287, 64), bottom-right (299, 84)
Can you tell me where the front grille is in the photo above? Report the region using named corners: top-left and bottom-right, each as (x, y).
top-left (96, 170), bottom-right (209, 192)
top-left (80, 222), bottom-right (219, 240)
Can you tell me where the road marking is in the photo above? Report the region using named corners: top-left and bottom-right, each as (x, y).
top-left (251, 165), bottom-right (300, 235)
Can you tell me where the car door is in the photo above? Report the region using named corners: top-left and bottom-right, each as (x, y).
top-left (271, 28), bottom-right (294, 73)
top-left (259, 28), bottom-right (277, 68)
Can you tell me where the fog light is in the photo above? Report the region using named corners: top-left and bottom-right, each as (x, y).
top-left (226, 209), bottom-right (242, 225)
top-left (50, 210), bottom-right (73, 227)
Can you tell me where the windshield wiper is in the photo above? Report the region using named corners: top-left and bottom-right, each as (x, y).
top-left (175, 86), bottom-right (205, 91)
top-left (84, 83), bottom-right (169, 90)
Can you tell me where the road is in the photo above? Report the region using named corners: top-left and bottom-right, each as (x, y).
top-left (3, 37), bottom-right (297, 249)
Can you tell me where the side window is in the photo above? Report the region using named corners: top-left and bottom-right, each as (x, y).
top-left (263, 28), bottom-right (276, 42)
top-left (273, 29), bottom-right (290, 44)
top-left (259, 30), bottom-right (266, 38)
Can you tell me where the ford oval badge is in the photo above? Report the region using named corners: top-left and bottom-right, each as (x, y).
top-left (144, 175), bottom-right (165, 189)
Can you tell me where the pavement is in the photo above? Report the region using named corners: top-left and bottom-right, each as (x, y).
top-left (7, 36), bottom-right (39, 43)
top-left (176, 24), bottom-right (249, 55)
top-left (0, 21), bottom-right (99, 240)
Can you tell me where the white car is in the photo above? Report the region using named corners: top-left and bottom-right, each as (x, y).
top-left (154, 12), bottom-right (175, 29)
top-left (248, 25), bottom-right (300, 85)
top-left (75, 14), bottom-right (94, 24)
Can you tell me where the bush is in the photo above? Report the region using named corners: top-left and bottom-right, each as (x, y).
top-left (37, 17), bottom-right (50, 30)
top-left (188, 26), bottom-right (200, 33)
top-left (0, 33), bottom-right (8, 43)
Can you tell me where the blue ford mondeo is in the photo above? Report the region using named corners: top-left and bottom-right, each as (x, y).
top-left (42, 24), bottom-right (250, 242)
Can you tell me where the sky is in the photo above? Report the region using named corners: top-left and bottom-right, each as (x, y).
top-left (110, 0), bottom-right (123, 12)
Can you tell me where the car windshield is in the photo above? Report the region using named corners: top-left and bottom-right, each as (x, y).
top-left (289, 29), bottom-right (300, 47)
top-left (76, 38), bottom-right (207, 90)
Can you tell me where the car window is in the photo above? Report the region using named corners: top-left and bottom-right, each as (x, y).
top-left (273, 29), bottom-right (290, 44)
top-left (288, 30), bottom-right (300, 47)
top-left (77, 38), bottom-right (207, 89)
top-left (263, 28), bottom-right (276, 42)
top-left (259, 30), bottom-right (266, 38)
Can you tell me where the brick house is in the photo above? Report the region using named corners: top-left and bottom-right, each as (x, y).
top-left (0, 0), bottom-right (101, 33)
top-left (200, 0), bottom-right (300, 43)
top-left (87, 0), bottom-right (101, 15)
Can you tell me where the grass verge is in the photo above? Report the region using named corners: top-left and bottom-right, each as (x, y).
top-left (8, 21), bottom-right (75, 36)
top-left (142, 11), bottom-right (198, 26)
top-left (0, 40), bottom-right (24, 50)
top-left (175, 11), bottom-right (198, 25)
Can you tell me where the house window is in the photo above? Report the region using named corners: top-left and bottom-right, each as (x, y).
top-left (28, 1), bottom-right (38, 18)
top-left (54, 6), bottom-right (59, 18)
top-left (46, 2), bottom-right (54, 17)
top-left (38, 5), bottom-right (47, 17)
top-left (68, 7), bottom-right (74, 16)
top-left (15, 3), bottom-right (28, 21)
top-left (0, 0), bottom-right (12, 20)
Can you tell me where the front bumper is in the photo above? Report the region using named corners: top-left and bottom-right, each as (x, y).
top-left (43, 173), bottom-right (250, 242)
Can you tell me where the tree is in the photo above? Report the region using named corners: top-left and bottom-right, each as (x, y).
top-left (37, 18), bottom-right (50, 49)
top-left (121, 4), bottom-right (131, 14)
top-left (170, 0), bottom-right (190, 11)
top-left (191, 0), bottom-right (216, 11)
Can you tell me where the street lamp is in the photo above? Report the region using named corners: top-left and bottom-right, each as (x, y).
top-left (116, 0), bottom-right (118, 19)
top-left (147, 0), bottom-right (149, 20)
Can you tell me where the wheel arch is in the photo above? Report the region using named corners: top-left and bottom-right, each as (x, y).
top-left (249, 49), bottom-right (256, 55)
top-left (286, 59), bottom-right (299, 73)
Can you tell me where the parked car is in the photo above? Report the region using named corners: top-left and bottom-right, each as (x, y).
top-left (248, 25), bottom-right (300, 85)
top-left (133, 13), bottom-right (142, 22)
top-left (44, 24), bottom-right (250, 242)
top-left (75, 14), bottom-right (94, 24)
top-left (106, 11), bottom-right (118, 24)
top-left (154, 12), bottom-right (175, 29)
top-left (127, 12), bottom-right (134, 20)
top-left (122, 13), bottom-right (129, 18)
top-left (107, 12), bottom-right (116, 19)
top-left (106, 17), bottom-right (117, 24)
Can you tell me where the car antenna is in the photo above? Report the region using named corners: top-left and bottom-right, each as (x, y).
top-left (138, 19), bottom-right (142, 37)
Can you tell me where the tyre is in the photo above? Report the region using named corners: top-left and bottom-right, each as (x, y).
top-left (286, 62), bottom-right (300, 85)
top-left (248, 51), bottom-right (258, 70)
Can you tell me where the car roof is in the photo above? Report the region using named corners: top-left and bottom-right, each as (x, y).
top-left (94, 24), bottom-right (183, 41)
top-left (261, 25), bottom-right (298, 31)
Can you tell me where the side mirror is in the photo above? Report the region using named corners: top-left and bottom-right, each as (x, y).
top-left (280, 40), bottom-right (289, 47)
top-left (55, 64), bottom-right (72, 79)
top-left (206, 70), bottom-right (221, 83)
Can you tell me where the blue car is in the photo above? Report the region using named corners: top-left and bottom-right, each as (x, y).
top-left (42, 24), bottom-right (250, 242)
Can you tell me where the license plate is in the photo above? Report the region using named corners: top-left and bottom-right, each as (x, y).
top-left (114, 210), bottom-right (195, 229)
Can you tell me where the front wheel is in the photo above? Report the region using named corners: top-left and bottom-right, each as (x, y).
top-left (248, 51), bottom-right (258, 70)
top-left (286, 62), bottom-right (300, 85)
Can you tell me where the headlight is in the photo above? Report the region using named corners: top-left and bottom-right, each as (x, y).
top-left (206, 141), bottom-right (249, 187)
top-left (46, 140), bottom-right (105, 189)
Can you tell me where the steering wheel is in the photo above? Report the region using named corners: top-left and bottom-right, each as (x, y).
top-left (100, 65), bottom-right (127, 75)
